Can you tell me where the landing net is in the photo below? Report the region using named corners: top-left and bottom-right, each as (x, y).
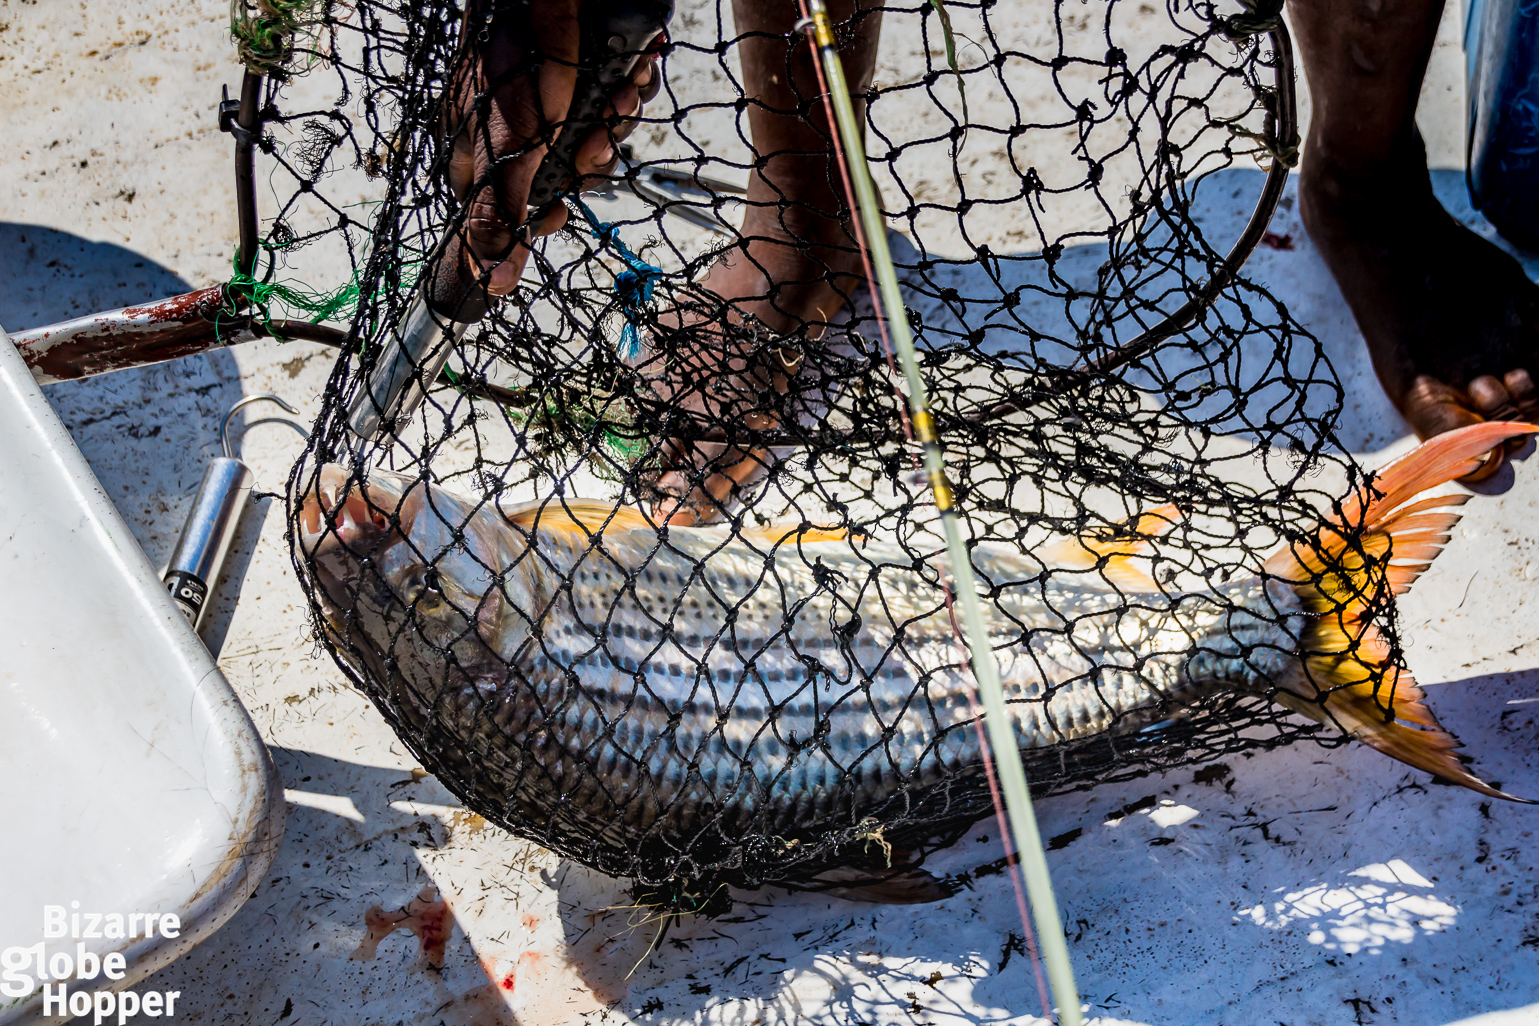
top-left (248, 0), bottom-right (1372, 898)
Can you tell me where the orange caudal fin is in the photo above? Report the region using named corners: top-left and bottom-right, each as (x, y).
top-left (1266, 422), bottom-right (1539, 802)
top-left (1039, 503), bottom-right (1182, 592)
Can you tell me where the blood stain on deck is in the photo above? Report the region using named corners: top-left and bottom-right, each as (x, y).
top-left (350, 884), bottom-right (454, 966)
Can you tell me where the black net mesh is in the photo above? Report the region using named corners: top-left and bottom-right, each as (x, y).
top-left (242, 0), bottom-right (1388, 903)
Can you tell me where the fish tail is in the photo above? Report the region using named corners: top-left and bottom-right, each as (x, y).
top-left (1264, 422), bottom-right (1538, 802)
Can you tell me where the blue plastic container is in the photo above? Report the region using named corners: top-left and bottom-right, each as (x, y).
top-left (1465, 0), bottom-right (1539, 247)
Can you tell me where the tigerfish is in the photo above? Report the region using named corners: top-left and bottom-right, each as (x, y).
top-left (296, 422), bottom-right (1534, 898)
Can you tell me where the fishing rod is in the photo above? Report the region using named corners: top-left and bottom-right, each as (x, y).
top-left (796, 0), bottom-right (1085, 1021)
top-left (345, 0), bottom-right (675, 440)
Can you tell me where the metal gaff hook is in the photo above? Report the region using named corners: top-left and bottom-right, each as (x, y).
top-left (221, 393), bottom-right (303, 459)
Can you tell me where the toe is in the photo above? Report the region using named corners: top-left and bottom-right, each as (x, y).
top-left (648, 443), bottom-right (776, 527)
top-left (1504, 367), bottom-right (1537, 419)
top-left (1498, 367), bottom-right (1538, 455)
top-left (1402, 374), bottom-right (1484, 437)
top-left (1468, 374), bottom-right (1513, 416)
top-left (1401, 374), bottom-right (1505, 482)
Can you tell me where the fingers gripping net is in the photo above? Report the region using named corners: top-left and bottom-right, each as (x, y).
top-left (270, 0), bottom-right (1380, 900)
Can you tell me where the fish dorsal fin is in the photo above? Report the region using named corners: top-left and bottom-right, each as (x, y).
top-left (1038, 503), bottom-right (1181, 593)
top-left (499, 501), bottom-right (851, 546)
top-left (735, 523), bottom-right (857, 546)
top-left (500, 499), bottom-right (653, 537)
top-left (498, 499), bottom-right (853, 548)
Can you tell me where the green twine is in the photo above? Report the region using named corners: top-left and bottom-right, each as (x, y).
top-left (499, 380), bottom-right (651, 480)
top-left (928, 0), bottom-right (969, 133)
top-left (442, 363), bottom-right (653, 479)
top-left (230, 0), bottom-right (328, 74)
top-left (225, 253), bottom-right (421, 341)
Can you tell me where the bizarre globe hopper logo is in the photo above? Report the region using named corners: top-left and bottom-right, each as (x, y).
top-left (1, 904), bottom-right (184, 1023)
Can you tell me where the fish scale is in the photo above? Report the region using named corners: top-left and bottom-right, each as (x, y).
top-left (347, 512), bottom-right (1296, 839)
top-left (503, 524), bottom-right (1302, 838)
top-left (300, 424), bottom-right (1534, 887)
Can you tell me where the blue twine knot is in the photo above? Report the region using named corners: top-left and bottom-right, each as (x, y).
top-left (575, 198), bottom-right (662, 362)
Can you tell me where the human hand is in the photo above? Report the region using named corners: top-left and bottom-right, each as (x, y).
top-left (442, 0), bottom-right (664, 298)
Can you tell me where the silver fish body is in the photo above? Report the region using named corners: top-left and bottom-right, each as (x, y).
top-left (299, 465), bottom-right (1305, 879)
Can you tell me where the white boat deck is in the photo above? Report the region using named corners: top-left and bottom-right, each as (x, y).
top-left (3, 2), bottom-right (1537, 1023)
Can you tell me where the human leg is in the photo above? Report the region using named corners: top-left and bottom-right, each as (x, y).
top-left (1290, 0), bottom-right (1539, 476)
top-left (643, 0), bottom-right (882, 524)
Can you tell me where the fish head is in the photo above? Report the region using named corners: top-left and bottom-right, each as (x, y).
top-left (295, 464), bottom-right (541, 689)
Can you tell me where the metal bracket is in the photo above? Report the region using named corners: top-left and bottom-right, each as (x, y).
top-left (218, 84), bottom-right (260, 148)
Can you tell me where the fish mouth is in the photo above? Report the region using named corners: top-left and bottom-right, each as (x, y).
top-left (294, 464), bottom-right (419, 624)
top-left (296, 464), bottom-right (409, 562)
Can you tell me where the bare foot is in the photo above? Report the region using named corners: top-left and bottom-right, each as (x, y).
top-left (638, 208), bottom-right (866, 525)
top-left (1300, 134), bottom-right (1539, 479)
top-left (635, 0), bottom-right (883, 525)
